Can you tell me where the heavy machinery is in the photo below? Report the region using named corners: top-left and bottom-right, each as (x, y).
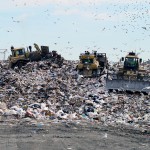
top-left (76, 51), bottom-right (108, 77)
top-left (8, 43), bottom-right (63, 69)
top-left (106, 52), bottom-right (150, 93)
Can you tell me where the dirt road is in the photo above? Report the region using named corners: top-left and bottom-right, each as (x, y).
top-left (0, 122), bottom-right (149, 150)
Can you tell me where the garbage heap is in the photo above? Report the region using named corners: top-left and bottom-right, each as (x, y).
top-left (0, 60), bottom-right (149, 131)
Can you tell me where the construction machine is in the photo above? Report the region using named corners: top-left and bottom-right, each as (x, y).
top-left (76, 51), bottom-right (108, 77)
top-left (8, 44), bottom-right (63, 69)
top-left (106, 52), bottom-right (150, 93)
top-left (8, 47), bottom-right (30, 69)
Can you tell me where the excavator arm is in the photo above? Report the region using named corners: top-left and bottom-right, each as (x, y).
top-left (34, 43), bottom-right (41, 52)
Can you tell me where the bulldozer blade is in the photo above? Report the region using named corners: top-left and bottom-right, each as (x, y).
top-left (106, 79), bottom-right (150, 93)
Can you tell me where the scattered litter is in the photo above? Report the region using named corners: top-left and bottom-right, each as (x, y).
top-left (0, 60), bottom-right (149, 130)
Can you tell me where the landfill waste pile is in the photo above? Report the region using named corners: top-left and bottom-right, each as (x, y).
top-left (0, 59), bottom-right (149, 132)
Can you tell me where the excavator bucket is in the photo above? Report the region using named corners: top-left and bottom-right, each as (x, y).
top-left (106, 74), bottom-right (150, 93)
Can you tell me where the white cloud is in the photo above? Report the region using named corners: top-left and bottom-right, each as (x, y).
top-left (16, 13), bottom-right (34, 21)
top-left (34, 0), bottom-right (143, 4)
top-left (53, 8), bottom-right (125, 21)
top-left (0, 0), bottom-right (146, 22)
top-left (2, 0), bottom-right (145, 8)
top-left (53, 9), bottom-right (80, 16)
top-left (10, 0), bottom-right (106, 6)
top-left (0, 0), bottom-right (146, 13)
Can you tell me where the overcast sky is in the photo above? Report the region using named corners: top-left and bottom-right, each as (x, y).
top-left (0, 0), bottom-right (150, 62)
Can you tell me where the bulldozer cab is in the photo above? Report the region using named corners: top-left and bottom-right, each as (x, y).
top-left (80, 51), bottom-right (95, 64)
top-left (81, 58), bottom-right (94, 64)
top-left (122, 52), bottom-right (141, 70)
top-left (11, 48), bottom-right (26, 57)
top-left (124, 57), bottom-right (139, 70)
top-left (9, 47), bottom-right (29, 68)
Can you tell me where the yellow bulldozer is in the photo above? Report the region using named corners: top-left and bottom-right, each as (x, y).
top-left (76, 51), bottom-right (108, 77)
top-left (106, 52), bottom-right (150, 93)
top-left (8, 43), bottom-right (63, 69)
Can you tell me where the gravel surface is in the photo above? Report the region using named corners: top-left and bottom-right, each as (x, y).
top-left (0, 122), bottom-right (149, 150)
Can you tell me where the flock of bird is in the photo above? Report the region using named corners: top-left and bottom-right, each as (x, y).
top-left (1, 0), bottom-right (150, 60)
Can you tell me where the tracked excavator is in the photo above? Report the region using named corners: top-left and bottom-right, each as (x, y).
top-left (106, 52), bottom-right (150, 93)
top-left (8, 43), bottom-right (63, 69)
top-left (76, 51), bottom-right (108, 77)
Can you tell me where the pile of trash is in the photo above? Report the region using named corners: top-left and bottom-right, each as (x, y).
top-left (0, 60), bottom-right (149, 131)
